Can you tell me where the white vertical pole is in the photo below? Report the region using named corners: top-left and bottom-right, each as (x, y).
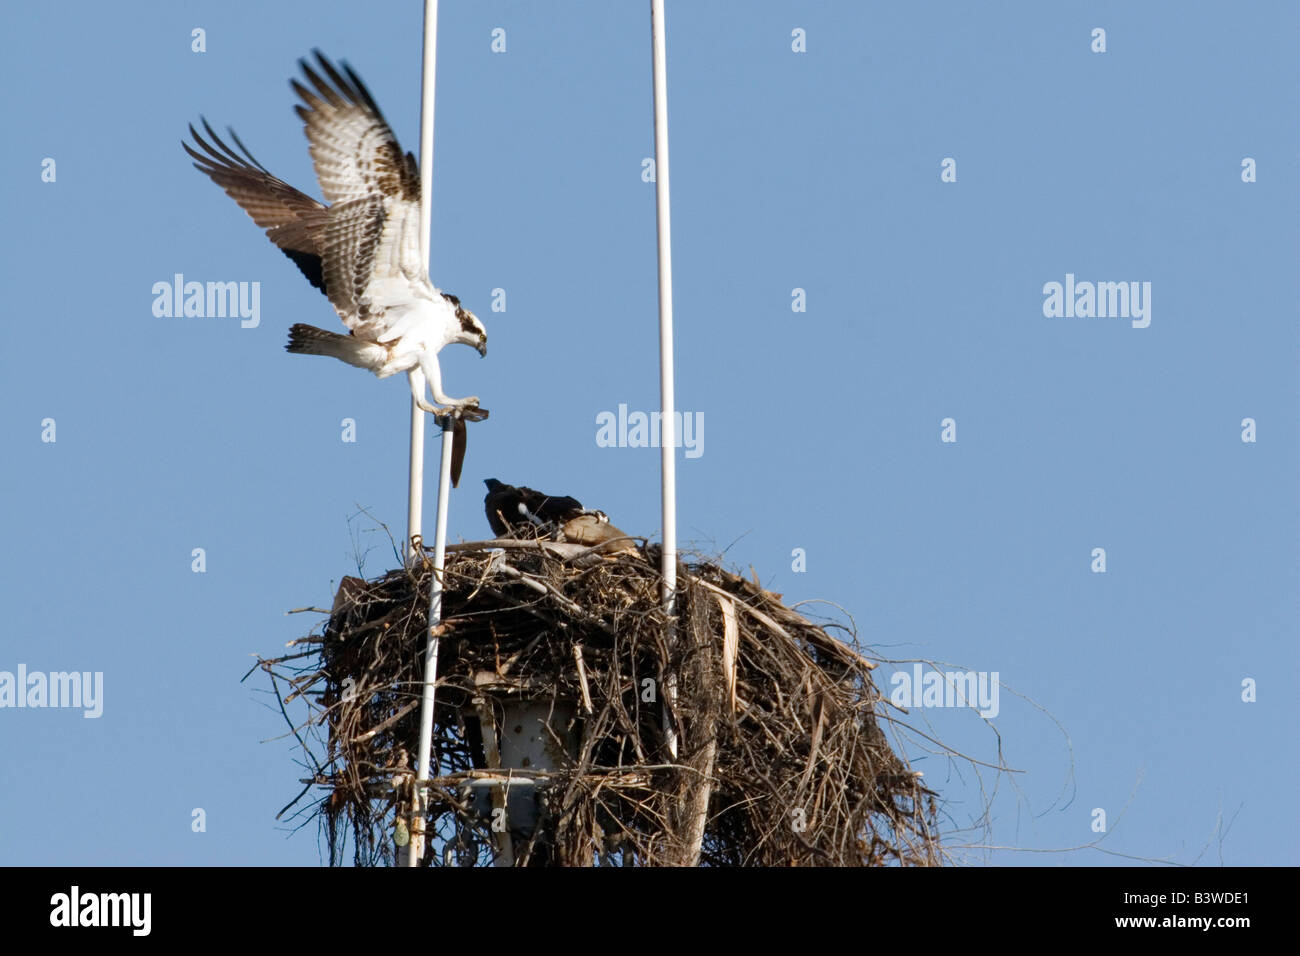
top-left (417, 0), bottom-right (438, 268)
top-left (406, 0), bottom-right (440, 564)
top-left (406, 405), bottom-right (424, 564)
top-left (408, 0), bottom-right (446, 867)
top-left (651, 0), bottom-right (679, 759)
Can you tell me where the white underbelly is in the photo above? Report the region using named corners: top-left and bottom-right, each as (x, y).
top-left (374, 347), bottom-right (421, 379)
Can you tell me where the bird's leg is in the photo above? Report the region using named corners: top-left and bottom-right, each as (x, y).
top-left (407, 367), bottom-right (444, 415)
top-left (418, 352), bottom-right (478, 410)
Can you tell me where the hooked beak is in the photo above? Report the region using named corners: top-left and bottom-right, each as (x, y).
top-left (476, 335), bottom-right (488, 358)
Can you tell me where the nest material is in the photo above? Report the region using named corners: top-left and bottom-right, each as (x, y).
top-left (263, 541), bottom-right (941, 866)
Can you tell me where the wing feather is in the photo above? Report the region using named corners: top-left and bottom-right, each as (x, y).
top-left (291, 51), bottom-right (429, 337)
top-left (184, 118), bottom-right (324, 229)
top-left (312, 197), bottom-right (387, 334)
top-left (293, 50), bottom-right (420, 205)
top-left (186, 52), bottom-right (433, 339)
top-left (184, 119), bottom-right (328, 294)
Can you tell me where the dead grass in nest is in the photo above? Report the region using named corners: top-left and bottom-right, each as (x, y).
top-left (258, 541), bottom-right (942, 866)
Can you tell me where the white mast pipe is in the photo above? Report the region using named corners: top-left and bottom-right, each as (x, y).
top-left (406, 0), bottom-right (441, 565)
top-left (409, 419), bottom-right (454, 866)
top-left (651, 0), bottom-right (678, 759)
top-left (406, 401), bottom-right (425, 565)
top-left (418, 0), bottom-right (438, 265)
top-left (408, 0), bottom-right (444, 867)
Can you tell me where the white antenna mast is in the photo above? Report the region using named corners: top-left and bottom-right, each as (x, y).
top-left (407, 0), bottom-right (451, 867)
top-left (651, 0), bottom-right (679, 759)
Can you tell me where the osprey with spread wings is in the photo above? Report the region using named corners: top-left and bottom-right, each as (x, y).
top-left (184, 51), bottom-right (486, 419)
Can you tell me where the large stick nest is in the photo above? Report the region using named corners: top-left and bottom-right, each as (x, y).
top-left (261, 541), bottom-right (941, 866)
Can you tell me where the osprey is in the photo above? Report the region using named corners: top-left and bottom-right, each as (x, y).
top-left (184, 51), bottom-right (487, 419)
top-left (483, 479), bottom-right (636, 554)
top-left (483, 478), bottom-right (583, 537)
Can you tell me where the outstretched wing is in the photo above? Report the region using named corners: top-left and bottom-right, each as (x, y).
top-left (292, 51), bottom-right (419, 205)
top-left (292, 51), bottom-right (427, 336)
top-left (184, 119), bottom-right (329, 294)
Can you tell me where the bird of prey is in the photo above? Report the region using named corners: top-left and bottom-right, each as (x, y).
top-left (483, 478), bottom-right (582, 537)
top-left (184, 51), bottom-right (487, 419)
top-left (483, 479), bottom-right (636, 554)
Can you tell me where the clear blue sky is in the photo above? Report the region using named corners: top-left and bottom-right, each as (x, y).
top-left (1, 0), bottom-right (1295, 866)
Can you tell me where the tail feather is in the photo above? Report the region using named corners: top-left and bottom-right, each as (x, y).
top-left (286, 324), bottom-right (383, 370)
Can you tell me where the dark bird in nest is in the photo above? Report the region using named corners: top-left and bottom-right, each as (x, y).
top-left (483, 478), bottom-right (637, 554)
